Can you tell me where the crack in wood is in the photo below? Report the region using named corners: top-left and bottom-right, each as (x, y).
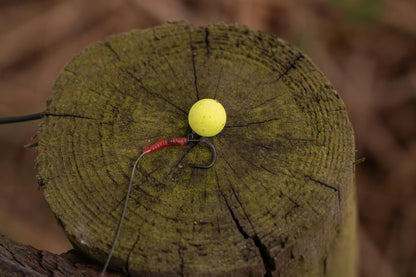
top-left (10, 250), bottom-right (26, 269)
top-left (224, 117), bottom-right (281, 128)
top-left (225, 121), bottom-right (316, 148)
top-left (222, 151), bottom-right (264, 192)
top-left (286, 195), bottom-right (301, 209)
top-left (178, 243), bottom-right (185, 277)
top-left (191, 50), bottom-right (200, 100)
top-left (44, 113), bottom-right (112, 125)
top-left (148, 61), bottom-right (179, 99)
top-left (306, 175), bottom-right (338, 192)
top-left (280, 236), bottom-right (289, 249)
top-left (213, 66), bottom-right (223, 99)
top-left (215, 171), bottom-right (276, 277)
top-left (274, 53), bottom-right (304, 83)
top-left (204, 27), bottom-right (211, 57)
top-left (229, 182), bottom-right (256, 228)
top-left (189, 31), bottom-right (200, 100)
top-left (222, 195), bottom-right (249, 240)
top-left (251, 95), bottom-right (281, 110)
top-left (87, 88), bottom-right (119, 111)
top-left (99, 147), bottom-right (120, 196)
top-left (217, 139), bottom-right (270, 192)
top-left (1, 257), bottom-right (44, 276)
top-left (129, 197), bottom-right (180, 223)
top-left (120, 68), bottom-right (187, 114)
top-left (36, 251), bottom-right (53, 276)
top-left (110, 195), bottom-right (128, 215)
top-left (37, 249), bottom-right (47, 274)
top-left (105, 41), bottom-right (187, 115)
top-left (125, 230), bottom-right (141, 275)
top-left (104, 41), bottom-right (121, 61)
top-left (253, 235), bottom-right (276, 277)
top-left (162, 55), bottom-right (179, 81)
top-left (221, 157), bottom-right (239, 177)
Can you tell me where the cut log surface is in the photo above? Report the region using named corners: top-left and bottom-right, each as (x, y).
top-left (36, 22), bottom-right (356, 276)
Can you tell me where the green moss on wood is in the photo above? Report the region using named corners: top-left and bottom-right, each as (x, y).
top-left (37, 21), bottom-right (356, 276)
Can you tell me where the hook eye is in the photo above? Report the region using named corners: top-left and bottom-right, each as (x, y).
top-left (187, 136), bottom-right (217, 169)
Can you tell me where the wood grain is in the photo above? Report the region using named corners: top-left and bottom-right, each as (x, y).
top-left (36, 22), bottom-right (356, 276)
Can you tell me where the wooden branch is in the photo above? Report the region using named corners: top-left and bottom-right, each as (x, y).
top-left (35, 22), bottom-right (357, 276)
top-left (0, 234), bottom-right (122, 277)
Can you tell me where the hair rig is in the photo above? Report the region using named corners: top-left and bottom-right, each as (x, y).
top-left (101, 98), bottom-right (227, 276)
top-left (0, 97), bottom-right (227, 277)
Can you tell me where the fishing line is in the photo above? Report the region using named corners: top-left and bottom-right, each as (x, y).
top-left (100, 150), bottom-right (148, 277)
top-left (0, 112), bottom-right (44, 124)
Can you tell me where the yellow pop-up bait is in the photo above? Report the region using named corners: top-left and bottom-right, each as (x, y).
top-left (188, 98), bottom-right (227, 137)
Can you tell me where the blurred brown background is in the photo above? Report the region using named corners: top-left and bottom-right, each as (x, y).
top-left (0, 0), bottom-right (415, 276)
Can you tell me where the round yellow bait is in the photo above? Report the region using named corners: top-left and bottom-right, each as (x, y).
top-left (188, 98), bottom-right (227, 137)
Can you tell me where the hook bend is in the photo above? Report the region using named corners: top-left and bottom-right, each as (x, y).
top-left (187, 135), bottom-right (217, 169)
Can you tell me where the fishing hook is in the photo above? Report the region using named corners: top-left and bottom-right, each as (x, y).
top-left (187, 133), bottom-right (217, 169)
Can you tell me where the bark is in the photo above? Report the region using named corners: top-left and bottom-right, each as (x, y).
top-left (0, 234), bottom-right (121, 277)
top-left (36, 22), bottom-right (357, 276)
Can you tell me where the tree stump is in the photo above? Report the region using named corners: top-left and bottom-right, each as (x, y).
top-left (36, 22), bottom-right (356, 276)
